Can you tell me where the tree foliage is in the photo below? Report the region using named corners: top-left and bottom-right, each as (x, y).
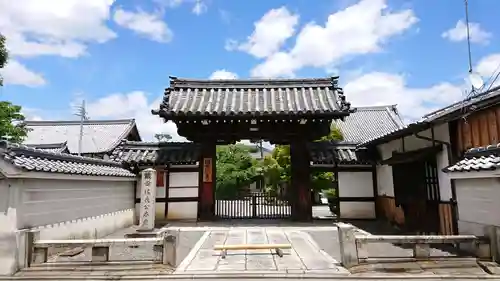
top-left (263, 124), bottom-right (343, 194)
top-left (154, 133), bottom-right (173, 142)
top-left (0, 101), bottom-right (30, 143)
top-left (215, 145), bottom-right (259, 199)
top-left (0, 33), bottom-right (8, 86)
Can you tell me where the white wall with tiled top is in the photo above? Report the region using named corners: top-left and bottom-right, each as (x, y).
top-left (375, 123), bottom-right (452, 201)
top-left (0, 176), bottom-right (136, 276)
top-left (454, 178), bottom-right (500, 236)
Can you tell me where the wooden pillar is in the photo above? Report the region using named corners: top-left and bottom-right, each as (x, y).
top-left (290, 140), bottom-right (312, 221)
top-left (199, 141), bottom-right (216, 221)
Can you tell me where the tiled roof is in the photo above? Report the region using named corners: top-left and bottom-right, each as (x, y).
top-left (111, 140), bottom-right (200, 165)
top-left (333, 105), bottom-right (405, 144)
top-left (23, 119), bottom-right (141, 154)
top-left (423, 86), bottom-right (500, 122)
top-left (0, 141), bottom-right (135, 177)
top-left (25, 142), bottom-right (69, 153)
top-left (308, 142), bottom-right (375, 165)
top-left (357, 121), bottom-right (431, 148)
top-left (152, 76), bottom-right (352, 118)
top-left (443, 143), bottom-right (500, 173)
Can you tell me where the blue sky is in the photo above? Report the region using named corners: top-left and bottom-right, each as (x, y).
top-left (1, 0), bottom-right (499, 141)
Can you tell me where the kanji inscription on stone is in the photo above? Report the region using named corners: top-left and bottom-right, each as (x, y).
top-left (139, 168), bottom-right (157, 231)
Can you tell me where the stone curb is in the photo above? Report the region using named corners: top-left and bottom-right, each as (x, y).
top-left (1, 273), bottom-right (500, 280)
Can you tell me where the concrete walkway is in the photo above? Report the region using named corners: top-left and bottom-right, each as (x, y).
top-left (174, 227), bottom-right (348, 275)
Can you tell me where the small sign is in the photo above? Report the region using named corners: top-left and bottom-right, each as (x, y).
top-left (203, 158), bottom-right (212, 183)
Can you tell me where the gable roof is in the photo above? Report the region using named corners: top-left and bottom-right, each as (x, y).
top-left (0, 141), bottom-right (135, 177)
top-left (111, 140), bottom-right (200, 166)
top-left (333, 105), bottom-right (405, 144)
top-left (23, 119), bottom-right (141, 154)
top-left (152, 76), bottom-right (352, 118)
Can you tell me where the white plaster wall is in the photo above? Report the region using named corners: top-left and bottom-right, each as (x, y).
top-left (19, 178), bottom-right (135, 229)
top-left (167, 171), bottom-right (198, 220)
top-left (0, 176), bottom-right (136, 276)
top-left (169, 172), bottom-right (198, 187)
top-left (0, 178), bottom-right (21, 276)
top-left (338, 172), bottom-right (373, 197)
top-left (375, 123), bottom-right (452, 200)
top-left (455, 178), bottom-right (500, 236)
top-left (338, 171), bottom-right (376, 219)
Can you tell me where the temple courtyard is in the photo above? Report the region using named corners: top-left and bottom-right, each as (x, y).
top-left (11, 222), bottom-right (500, 280)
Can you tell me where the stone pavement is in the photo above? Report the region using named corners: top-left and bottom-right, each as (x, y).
top-left (9, 222), bottom-right (500, 280)
top-left (174, 227), bottom-right (348, 275)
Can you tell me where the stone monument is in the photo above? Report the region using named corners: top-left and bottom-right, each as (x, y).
top-left (133, 168), bottom-right (158, 236)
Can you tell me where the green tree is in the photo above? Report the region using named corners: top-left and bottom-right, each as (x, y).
top-left (0, 33), bottom-right (7, 86)
top-left (154, 133), bottom-right (172, 142)
top-left (262, 124), bottom-right (343, 194)
top-left (0, 102), bottom-right (30, 143)
top-left (0, 35), bottom-right (29, 143)
top-left (216, 145), bottom-right (259, 199)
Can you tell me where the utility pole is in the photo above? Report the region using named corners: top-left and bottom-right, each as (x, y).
top-left (74, 99), bottom-right (88, 156)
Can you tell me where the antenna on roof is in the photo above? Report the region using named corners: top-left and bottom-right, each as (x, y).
top-left (74, 99), bottom-right (89, 156)
top-left (464, 0), bottom-right (484, 95)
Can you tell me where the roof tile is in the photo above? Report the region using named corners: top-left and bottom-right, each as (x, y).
top-left (24, 119), bottom-right (139, 154)
top-left (111, 140), bottom-right (200, 165)
top-left (0, 141), bottom-right (135, 177)
top-left (153, 77), bottom-right (351, 117)
top-left (334, 105), bottom-right (405, 144)
top-left (309, 142), bottom-right (374, 165)
top-left (444, 143), bottom-right (500, 173)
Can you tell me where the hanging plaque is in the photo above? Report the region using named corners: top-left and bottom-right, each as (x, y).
top-left (203, 158), bottom-right (213, 183)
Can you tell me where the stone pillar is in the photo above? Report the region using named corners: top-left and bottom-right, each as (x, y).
top-left (139, 168), bottom-right (157, 231)
top-left (337, 223), bottom-right (359, 268)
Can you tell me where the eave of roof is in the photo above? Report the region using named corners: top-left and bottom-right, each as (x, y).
top-left (152, 76), bottom-right (352, 119)
top-left (111, 140), bottom-right (200, 165)
top-left (423, 86), bottom-right (500, 123)
top-left (357, 121), bottom-right (432, 148)
top-left (309, 141), bottom-right (376, 165)
top-left (0, 141), bottom-right (135, 177)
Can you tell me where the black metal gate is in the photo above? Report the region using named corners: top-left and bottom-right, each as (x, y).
top-left (215, 192), bottom-right (291, 219)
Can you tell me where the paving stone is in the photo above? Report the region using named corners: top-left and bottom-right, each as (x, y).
top-left (286, 231), bottom-right (336, 270)
top-left (267, 230), bottom-right (305, 271)
top-left (216, 229), bottom-right (246, 271)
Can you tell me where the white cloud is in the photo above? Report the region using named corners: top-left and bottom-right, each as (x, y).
top-left (209, 70), bottom-right (238, 80)
top-left (0, 60), bottom-right (46, 87)
top-left (442, 20), bottom-right (491, 45)
top-left (0, 0), bottom-right (117, 58)
top-left (475, 53), bottom-right (500, 88)
top-left (233, 0), bottom-right (417, 78)
top-left (192, 0), bottom-right (208, 15)
top-left (233, 7), bottom-right (299, 59)
top-left (113, 8), bottom-right (173, 43)
top-left (344, 72), bottom-right (464, 122)
top-left (85, 91), bottom-right (187, 142)
top-left (154, 0), bottom-right (208, 15)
